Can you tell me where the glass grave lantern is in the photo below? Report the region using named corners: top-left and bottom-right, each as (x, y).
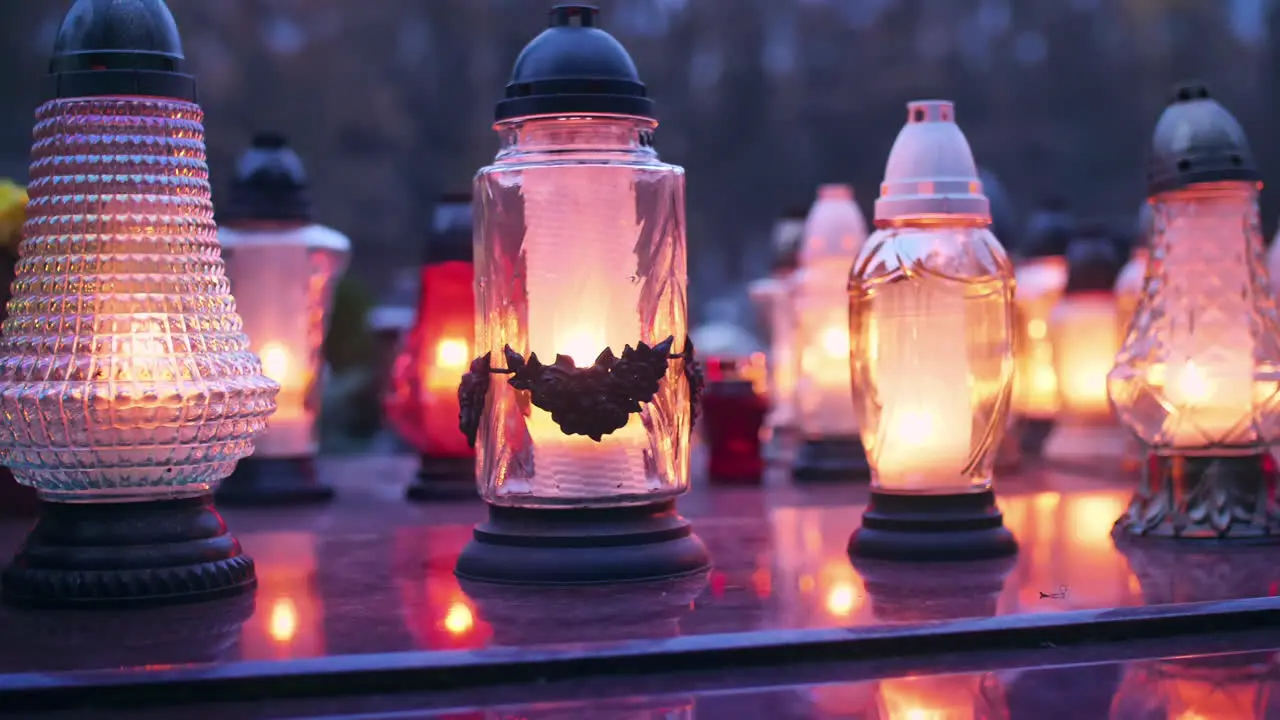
top-left (847, 100), bottom-right (1018, 561)
top-left (0, 0), bottom-right (278, 608)
top-left (452, 5), bottom-right (709, 584)
top-left (1109, 84), bottom-right (1280, 542)
top-left (792, 184), bottom-right (869, 481)
top-left (216, 133), bottom-right (350, 505)
top-left (1011, 202), bottom-right (1074, 455)
top-left (747, 208), bottom-right (806, 450)
top-left (384, 193), bottom-right (477, 501)
top-left (701, 357), bottom-right (768, 484)
top-left (1049, 231), bottom-right (1124, 425)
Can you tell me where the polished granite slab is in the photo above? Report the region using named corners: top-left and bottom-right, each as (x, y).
top-left (0, 449), bottom-right (1278, 711)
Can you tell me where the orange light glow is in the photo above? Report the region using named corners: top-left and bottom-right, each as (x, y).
top-left (269, 597), bottom-right (299, 643)
top-left (443, 601), bottom-right (475, 636)
top-left (820, 325), bottom-right (850, 358)
top-left (877, 675), bottom-right (999, 720)
top-left (435, 338), bottom-right (469, 370)
top-left (825, 581), bottom-right (857, 617)
top-left (259, 342), bottom-right (291, 384)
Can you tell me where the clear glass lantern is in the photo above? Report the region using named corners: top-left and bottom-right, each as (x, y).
top-left (384, 194), bottom-right (476, 492)
top-left (1048, 235), bottom-right (1123, 424)
top-left (1110, 85), bottom-right (1280, 541)
top-left (747, 210), bottom-right (805, 434)
top-left (1011, 258), bottom-right (1068, 423)
top-left (795, 185), bottom-right (867, 442)
top-left (219, 135), bottom-right (350, 469)
top-left (849, 102), bottom-right (1015, 495)
top-left (466, 11), bottom-right (692, 511)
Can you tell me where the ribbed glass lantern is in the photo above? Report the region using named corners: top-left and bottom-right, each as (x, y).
top-left (0, 0), bottom-right (277, 608)
top-left (452, 5), bottom-right (709, 584)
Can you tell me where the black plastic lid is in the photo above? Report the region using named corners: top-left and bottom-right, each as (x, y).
top-left (1147, 83), bottom-right (1258, 195)
top-left (221, 133), bottom-right (313, 224)
top-left (1063, 230), bottom-right (1122, 295)
top-left (1021, 200), bottom-right (1076, 259)
top-left (495, 5), bottom-right (653, 122)
top-left (48, 0), bottom-right (195, 101)
top-left (424, 193), bottom-right (473, 265)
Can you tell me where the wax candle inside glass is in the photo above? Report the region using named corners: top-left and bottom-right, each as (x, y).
top-left (1049, 293), bottom-right (1122, 422)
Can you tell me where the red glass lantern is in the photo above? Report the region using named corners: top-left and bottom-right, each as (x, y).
top-left (384, 194), bottom-right (476, 500)
top-left (702, 358), bottom-right (768, 484)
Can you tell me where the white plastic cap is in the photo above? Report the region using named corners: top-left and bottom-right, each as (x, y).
top-left (800, 183), bottom-right (868, 264)
top-left (874, 100), bottom-right (990, 224)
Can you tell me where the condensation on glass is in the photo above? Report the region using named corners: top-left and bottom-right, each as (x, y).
top-left (1108, 181), bottom-right (1280, 452)
top-left (0, 97), bottom-right (279, 501)
top-left (473, 116), bottom-right (690, 508)
top-left (220, 223), bottom-right (349, 457)
top-left (850, 223), bottom-right (1015, 493)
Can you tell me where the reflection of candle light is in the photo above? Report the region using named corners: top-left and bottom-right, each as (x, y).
top-left (269, 597), bottom-right (299, 644)
top-left (1027, 319), bottom-right (1047, 340)
top-left (260, 342), bottom-right (290, 384)
top-left (443, 602), bottom-right (475, 636)
top-left (820, 326), bottom-right (849, 358)
top-left (825, 582), bottom-right (856, 617)
top-left (878, 676), bottom-right (983, 720)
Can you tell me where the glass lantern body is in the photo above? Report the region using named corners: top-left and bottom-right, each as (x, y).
top-left (1115, 247), bottom-right (1149, 333)
top-left (795, 189), bottom-right (866, 441)
top-left (472, 115), bottom-right (690, 509)
top-left (1108, 182), bottom-right (1280, 454)
top-left (849, 220), bottom-right (1015, 494)
top-left (0, 96), bottom-right (278, 501)
top-left (384, 258), bottom-right (475, 459)
top-left (220, 223), bottom-right (350, 458)
top-left (1048, 291), bottom-right (1123, 424)
top-left (701, 359), bottom-right (768, 482)
top-left (1011, 255), bottom-right (1067, 420)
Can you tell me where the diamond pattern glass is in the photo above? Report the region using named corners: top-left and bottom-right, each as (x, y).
top-left (0, 97), bottom-right (279, 500)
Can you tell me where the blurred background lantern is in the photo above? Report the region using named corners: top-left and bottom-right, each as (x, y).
top-left (453, 5), bottom-right (709, 584)
top-left (791, 184), bottom-right (869, 481)
top-left (1011, 199), bottom-right (1075, 456)
top-left (848, 100), bottom-right (1017, 562)
top-left (874, 673), bottom-right (1010, 720)
top-left (1109, 84), bottom-right (1280, 542)
top-left (0, 180), bottom-right (38, 516)
top-left (384, 193), bottom-right (477, 500)
top-left (1116, 203), bottom-right (1155, 475)
top-left (217, 133), bottom-right (351, 505)
top-left (748, 208), bottom-right (806, 460)
top-left (1050, 229), bottom-right (1124, 425)
top-left (701, 357), bottom-right (768, 484)
top-left (0, 0), bottom-right (278, 607)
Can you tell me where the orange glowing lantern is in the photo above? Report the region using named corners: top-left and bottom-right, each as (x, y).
top-left (1049, 232), bottom-right (1124, 425)
top-left (384, 193), bottom-right (477, 501)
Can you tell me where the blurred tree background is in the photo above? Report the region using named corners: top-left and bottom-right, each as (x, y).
top-left (1, 0), bottom-right (1276, 320)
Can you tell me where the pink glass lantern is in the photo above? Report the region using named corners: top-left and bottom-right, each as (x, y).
top-left (1109, 84), bottom-right (1280, 541)
top-left (0, 0), bottom-right (277, 608)
top-left (384, 194), bottom-right (477, 500)
top-left (452, 6), bottom-right (709, 584)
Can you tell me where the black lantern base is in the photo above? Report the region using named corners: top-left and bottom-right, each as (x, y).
top-left (1113, 452), bottom-right (1280, 543)
top-left (455, 500), bottom-right (710, 585)
top-left (214, 456), bottom-right (333, 507)
top-left (1018, 417), bottom-right (1056, 456)
top-left (2, 495), bottom-right (256, 609)
top-left (405, 455), bottom-right (477, 502)
top-left (791, 436), bottom-right (870, 482)
top-left (848, 489), bottom-right (1018, 562)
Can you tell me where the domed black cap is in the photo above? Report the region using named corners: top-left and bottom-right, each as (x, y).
top-left (1147, 83), bottom-right (1258, 195)
top-left (1021, 199), bottom-right (1076, 259)
top-left (48, 0), bottom-right (195, 101)
top-left (1063, 227), bottom-right (1122, 294)
top-left (495, 5), bottom-right (653, 122)
top-left (424, 192), bottom-right (473, 264)
top-left (222, 133), bottom-right (312, 224)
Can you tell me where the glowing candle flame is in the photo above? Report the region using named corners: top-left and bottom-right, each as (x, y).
top-left (435, 338), bottom-right (469, 370)
top-left (259, 342), bottom-right (290, 385)
top-left (825, 581), bottom-right (856, 617)
top-left (268, 597), bottom-right (299, 644)
top-left (820, 325), bottom-right (850, 359)
top-left (443, 601), bottom-right (475, 636)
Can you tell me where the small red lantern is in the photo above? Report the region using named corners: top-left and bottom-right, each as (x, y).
top-left (702, 358), bottom-right (768, 484)
top-left (384, 193), bottom-right (477, 500)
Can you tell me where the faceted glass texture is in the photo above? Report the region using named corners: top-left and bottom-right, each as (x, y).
top-left (1107, 182), bottom-right (1280, 453)
top-left (473, 116), bottom-right (690, 508)
top-left (221, 223), bottom-right (349, 458)
top-left (849, 222), bottom-right (1015, 494)
top-left (0, 97), bottom-right (279, 500)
